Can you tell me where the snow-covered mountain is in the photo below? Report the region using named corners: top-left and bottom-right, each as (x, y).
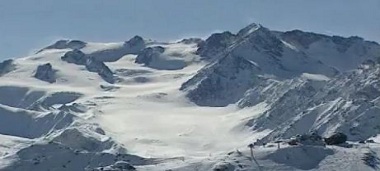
top-left (181, 23), bottom-right (380, 107)
top-left (1, 23), bottom-right (380, 171)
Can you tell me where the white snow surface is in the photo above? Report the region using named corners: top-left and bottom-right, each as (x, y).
top-left (1, 24), bottom-right (380, 170)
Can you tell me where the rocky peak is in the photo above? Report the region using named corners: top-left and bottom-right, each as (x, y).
top-left (0, 59), bottom-right (15, 76)
top-left (178, 38), bottom-right (204, 45)
top-left (37, 40), bottom-right (86, 53)
top-left (61, 50), bottom-right (116, 83)
top-left (280, 30), bottom-right (327, 49)
top-left (135, 46), bottom-right (165, 65)
top-left (61, 49), bottom-right (87, 65)
top-left (196, 31), bottom-right (237, 59)
top-left (34, 63), bottom-right (56, 83)
top-left (123, 35), bottom-right (146, 54)
top-left (180, 54), bottom-right (262, 106)
top-left (236, 23), bottom-right (262, 38)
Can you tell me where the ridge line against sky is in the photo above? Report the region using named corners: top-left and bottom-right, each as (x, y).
top-left (0, 0), bottom-right (379, 60)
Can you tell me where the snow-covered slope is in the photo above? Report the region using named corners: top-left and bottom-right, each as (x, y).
top-left (248, 61), bottom-right (380, 142)
top-left (1, 23), bottom-right (380, 171)
top-left (182, 24), bottom-right (380, 107)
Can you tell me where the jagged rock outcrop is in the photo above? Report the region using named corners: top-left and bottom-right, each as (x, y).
top-left (61, 50), bottom-right (116, 83)
top-left (0, 59), bottom-right (15, 76)
top-left (135, 46), bottom-right (165, 65)
top-left (181, 54), bottom-right (262, 106)
top-left (61, 49), bottom-right (87, 65)
top-left (196, 31), bottom-right (236, 59)
top-left (135, 46), bottom-right (187, 70)
top-left (34, 63), bottom-right (56, 83)
top-left (280, 30), bottom-right (380, 71)
top-left (179, 38), bottom-right (204, 45)
top-left (37, 40), bottom-right (86, 53)
top-left (91, 35), bottom-right (146, 62)
top-left (86, 58), bottom-right (116, 83)
top-left (182, 23), bottom-right (338, 107)
top-left (248, 61), bottom-right (380, 142)
top-left (324, 132), bottom-right (347, 145)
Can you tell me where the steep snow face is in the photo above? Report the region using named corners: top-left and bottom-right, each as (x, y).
top-left (0, 105), bottom-right (74, 139)
top-left (248, 62), bottom-right (380, 142)
top-left (280, 30), bottom-right (380, 71)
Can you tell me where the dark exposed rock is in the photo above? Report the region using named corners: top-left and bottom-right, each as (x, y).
top-left (196, 31), bottom-right (236, 59)
top-left (324, 132), bottom-right (347, 145)
top-left (179, 38), bottom-right (204, 45)
top-left (86, 58), bottom-right (116, 84)
top-left (34, 63), bottom-right (56, 83)
top-left (180, 55), bottom-right (261, 107)
top-left (332, 36), bottom-right (363, 53)
top-left (61, 50), bottom-right (116, 83)
top-left (37, 40), bottom-right (86, 53)
top-left (280, 30), bottom-right (327, 49)
top-left (135, 46), bottom-right (165, 65)
top-left (0, 59), bottom-right (15, 76)
top-left (123, 35), bottom-right (146, 54)
top-left (91, 36), bottom-right (146, 62)
top-left (61, 49), bottom-right (87, 65)
top-left (212, 162), bottom-right (235, 171)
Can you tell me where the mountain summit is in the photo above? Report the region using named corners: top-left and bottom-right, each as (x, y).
top-left (1, 23), bottom-right (380, 171)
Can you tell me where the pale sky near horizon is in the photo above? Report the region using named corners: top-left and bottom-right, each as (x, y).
top-left (0, 0), bottom-right (379, 60)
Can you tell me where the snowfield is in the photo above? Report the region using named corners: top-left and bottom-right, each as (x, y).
top-left (1, 23), bottom-right (380, 170)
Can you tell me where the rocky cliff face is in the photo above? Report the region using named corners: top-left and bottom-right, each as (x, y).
top-left (90, 36), bottom-right (146, 62)
top-left (34, 63), bottom-right (56, 83)
top-left (37, 40), bottom-right (87, 53)
top-left (248, 60), bottom-right (380, 142)
top-left (61, 49), bottom-right (116, 83)
top-left (182, 24), bottom-right (341, 107)
top-left (0, 59), bottom-right (15, 76)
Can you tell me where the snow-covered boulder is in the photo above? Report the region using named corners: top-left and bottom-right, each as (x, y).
top-left (34, 63), bottom-right (56, 83)
top-left (211, 162), bottom-right (236, 171)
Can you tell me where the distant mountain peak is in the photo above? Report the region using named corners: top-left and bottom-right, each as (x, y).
top-left (236, 23), bottom-right (263, 37)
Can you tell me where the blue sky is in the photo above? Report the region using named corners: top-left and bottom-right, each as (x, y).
top-left (0, 0), bottom-right (379, 60)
